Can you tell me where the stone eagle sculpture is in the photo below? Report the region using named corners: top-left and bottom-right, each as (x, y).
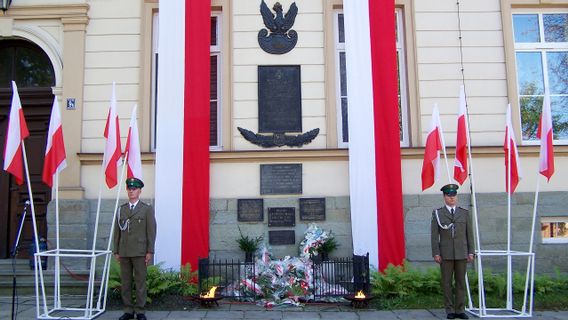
top-left (258, 0), bottom-right (298, 54)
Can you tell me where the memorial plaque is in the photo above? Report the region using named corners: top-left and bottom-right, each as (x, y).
top-left (268, 207), bottom-right (296, 227)
top-left (260, 164), bottom-right (302, 195)
top-left (269, 230), bottom-right (296, 245)
top-left (237, 199), bottom-right (264, 222)
top-left (299, 198), bottom-right (326, 221)
top-left (258, 65), bottom-right (302, 133)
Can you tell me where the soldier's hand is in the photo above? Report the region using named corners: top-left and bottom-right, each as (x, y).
top-left (434, 255), bottom-right (442, 264)
top-left (114, 254), bottom-right (120, 262)
top-left (467, 254), bottom-right (474, 263)
top-left (145, 253), bottom-right (153, 266)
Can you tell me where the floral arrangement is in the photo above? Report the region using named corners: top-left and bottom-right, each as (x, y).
top-left (299, 223), bottom-right (334, 258)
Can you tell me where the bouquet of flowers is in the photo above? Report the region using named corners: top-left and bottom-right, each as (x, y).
top-left (299, 223), bottom-right (333, 258)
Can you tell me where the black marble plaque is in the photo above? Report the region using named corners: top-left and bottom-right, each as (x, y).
top-left (237, 199), bottom-right (264, 222)
top-left (258, 65), bottom-right (302, 133)
top-left (260, 164), bottom-right (302, 195)
top-left (268, 207), bottom-right (296, 227)
top-left (299, 198), bottom-right (326, 221)
top-left (269, 230), bottom-right (296, 245)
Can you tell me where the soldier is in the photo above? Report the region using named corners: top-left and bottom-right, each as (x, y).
top-left (431, 184), bottom-right (474, 320)
top-left (113, 178), bottom-right (157, 320)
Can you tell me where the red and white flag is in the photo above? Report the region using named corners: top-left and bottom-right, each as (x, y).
top-left (537, 90), bottom-right (554, 181)
top-left (42, 97), bottom-right (67, 187)
top-left (3, 81), bottom-right (29, 185)
top-left (125, 105), bottom-right (142, 180)
top-left (504, 104), bottom-right (522, 193)
top-left (453, 85), bottom-right (468, 185)
top-left (103, 82), bottom-right (122, 188)
top-left (422, 105), bottom-right (444, 191)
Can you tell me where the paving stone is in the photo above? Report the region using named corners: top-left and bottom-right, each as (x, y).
top-left (283, 311), bottom-right (321, 319)
top-left (244, 310), bottom-right (283, 319)
top-left (355, 310), bottom-right (399, 319)
top-left (319, 311), bottom-right (359, 319)
top-left (205, 310), bottom-right (245, 318)
top-left (392, 309), bottom-right (439, 319)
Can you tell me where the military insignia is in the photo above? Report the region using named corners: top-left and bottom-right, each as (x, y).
top-left (258, 0), bottom-right (298, 54)
top-left (238, 127), bottom-right (319, 148)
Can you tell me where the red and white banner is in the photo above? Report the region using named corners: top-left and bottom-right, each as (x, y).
top-left (103, 82), bottom-right (122, 189)
top-left (422, 105), bottom-right (444, 191)
top-left (344, 0), bottom-right (404, 269)
top-left (42, 97), bottom-right (67, 187)
top-left (155, 1), bottom-right (210, 269)
top-left (3, 81), bottom-right (29, 185)
top-left (125, 105), bottom-right (142, 180)
top-left (454, 85), bottom-right (468, 185)
top-left (537, 91), bottom-right (554, 181)
top-left (504, 104), bottom-right (522, 193)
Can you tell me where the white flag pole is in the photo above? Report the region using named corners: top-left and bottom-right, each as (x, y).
top-left (435, 104), bottom-right (452, 184)
top-left (21, 142), bottom-right (48, 315)
top-left (506, 105), bottom-right (513, 310)
top-left (54, 172), bottom-right (61, 309)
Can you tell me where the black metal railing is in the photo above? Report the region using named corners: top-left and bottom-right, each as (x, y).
top-left (198, 253), bottom-right (370, 301)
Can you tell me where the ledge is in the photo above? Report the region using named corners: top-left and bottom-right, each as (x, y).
top-left (77, 145), bottom-right (568, 165)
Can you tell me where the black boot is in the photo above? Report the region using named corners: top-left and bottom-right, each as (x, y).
top-left (118, 313), bottom-right (134, 320)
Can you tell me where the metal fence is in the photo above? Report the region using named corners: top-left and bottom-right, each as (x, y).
top-left (197, 253), bottom-right (370, 301)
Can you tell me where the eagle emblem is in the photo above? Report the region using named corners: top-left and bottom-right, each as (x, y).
top-left (258, 0), bottom-right (298, 54)
top-left (238, 127), bottom-right (319, 148)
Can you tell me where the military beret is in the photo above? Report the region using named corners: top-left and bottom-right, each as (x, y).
top-left (126, 177), bottom-right (144, 189)
top-left (440, 184), bottom-right (459, 195)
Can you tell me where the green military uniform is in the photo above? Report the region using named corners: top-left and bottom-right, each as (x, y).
top-left (113, 179), bottom-right (157, 317)
top-left (431, 199), bottom-right (474, 317)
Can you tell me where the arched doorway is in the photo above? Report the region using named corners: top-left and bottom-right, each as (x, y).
top-left (0, 39), bottom-right (55, 259)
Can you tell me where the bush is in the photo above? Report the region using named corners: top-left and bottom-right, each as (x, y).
top-left (109, 259), bottom-right (198, 303)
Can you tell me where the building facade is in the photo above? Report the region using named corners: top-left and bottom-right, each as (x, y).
top-left (0, 0), bottom-right (567, 275)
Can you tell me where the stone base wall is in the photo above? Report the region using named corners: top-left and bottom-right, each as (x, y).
top-left (48, 192), bottom-right (568, 275)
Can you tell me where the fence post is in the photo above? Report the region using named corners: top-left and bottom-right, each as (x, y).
top-left (353, 253), bottom-right (370, 294)
top-left (198, 257), bottom-right (209, 294)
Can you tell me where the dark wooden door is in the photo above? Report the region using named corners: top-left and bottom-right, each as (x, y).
top-left (0, 39), bottom-right (55, 259)
top-left (0, 89), bottom-right (53, 259)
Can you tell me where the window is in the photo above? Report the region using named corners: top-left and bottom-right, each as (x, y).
top-left (512, 13), bottom-right (568, 144)
top-left (210, 14), bottom-right (221, 149)
top-left (334, 8), bottom-right (409, 147)
top-left (150, 12), bottom-right (159, 151)
top-left (541, 217), bottom-right (568, 244)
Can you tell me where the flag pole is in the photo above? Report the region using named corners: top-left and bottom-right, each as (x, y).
top-left (21, 142), bottom-right (48, 315)
top-left (54, 172), bottom-right (61, 309)
top-left (434, 103), bottom-right (452, 184)
top-left (506, 115), bottom-right (513, 310)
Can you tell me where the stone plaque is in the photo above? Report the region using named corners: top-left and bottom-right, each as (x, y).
top-left (258, 65), bottom-right (302, 133)
top-left (299, 198), bottom-right (326, 221)
top-left (268, 207), bottom-right (296, 227)
top-left (237, 199), bottom-right (264, 222)
top-left (260, 164), bottom-right (302, 195)
top-left (269, 230), bottom-right (296, 245)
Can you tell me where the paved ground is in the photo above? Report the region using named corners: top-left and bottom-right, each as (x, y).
top-left (1, 296), bottom-right (567, 319)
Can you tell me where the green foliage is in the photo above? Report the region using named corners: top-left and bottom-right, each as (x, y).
top-left (108, 259), bottom-right (198, 303)
top-left (370, 262), bottom-right (568, 310)
top-left (317, 234), bottom-right (338, 255)
top-left (236, 227), bottom-right (264, 253)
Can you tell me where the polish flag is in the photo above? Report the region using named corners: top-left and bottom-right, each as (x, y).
top-left (42, 97), bottom-right (67, 187)
top-left (453, 85), bottom-right (468, 185)
top-left (504, 104), bottom-right (522, 193)
top-left (102, 82), bottom-right (122, 188)
top-left (537, 91), bottom-right (554, 181)
top-left (3, 81), bottom-right (29, 185)
top-left (125, 105), bottom-right (143, 180)
top-left (422, 105), bottom-right (444, 191)
top-left (342, 0), bottom-right (405, 270)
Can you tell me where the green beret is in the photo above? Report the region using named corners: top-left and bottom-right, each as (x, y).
top-left (440, 184), bottom-right (459, 195)
top-left (126, 177), bottom-right (144, 189)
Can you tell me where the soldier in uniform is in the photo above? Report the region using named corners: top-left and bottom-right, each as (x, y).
top-left (431, 184), bottom-right (474, 320)
top-left (113, 178), bottom-right (157, 320)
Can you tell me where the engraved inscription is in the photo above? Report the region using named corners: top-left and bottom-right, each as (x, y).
top-left (269, 230), bottom-right (296, 245)
top-left (258, 65), bottom-right (302, 133)
top-left (299, 198), bottom-right (326, 221)
top-left (268, 207), bottom-right (295, 227)
top-left (237, 199), bottom-right (264, 222)
top-left (260, 164), bottom-right (302, 195)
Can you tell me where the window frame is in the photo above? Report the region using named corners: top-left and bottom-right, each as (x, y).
top-left (210, 13), bottom-right (222, 150)
top-left (150, 12), bottom-right (159, 152)
top-left (506, 8), bottom-right (568, 145)
top-left (540, 216), bottom-right (568, 244)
